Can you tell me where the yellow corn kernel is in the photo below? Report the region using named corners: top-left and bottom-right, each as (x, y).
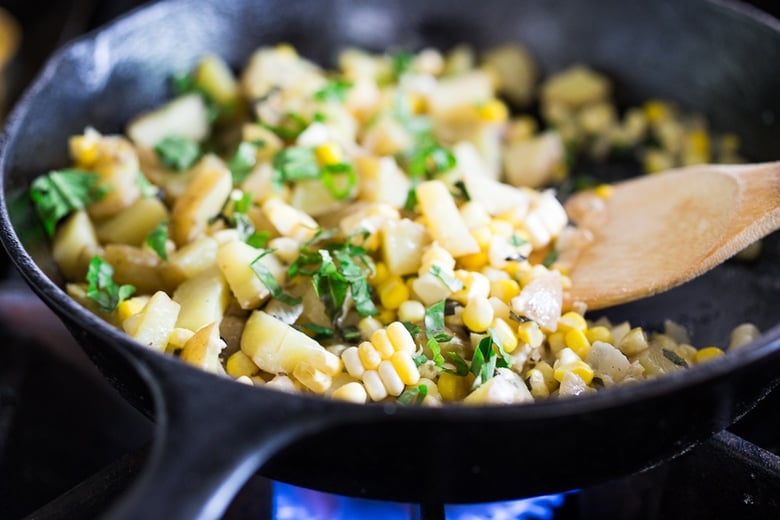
top-left (378, 276), bottom-right (409, 310)
top-left (491, 318), bottom-right (518, 353)
top-left (535, 360), bottom-right (558, 391)
top-left (408, 93), bottom-right (427, 115)
top-left (462, 297), bottom-right (494, 332)
top-left (376, 307), bottom-right (396, 325)
top-left (331, 382), bottom-right (368, 403)
top-left (378, 360), bottom-right (405, 396)
top-left (391, 350), bottom-right (420, 385)
top-left (358, 341), bottom-right (382, 370)
top-left (548, 331), bottom-right (566, 354)
top-left (594, 184), bottom-right (613, 199)
top-left (69, 134), bottom-right (99, 166)
top-left (490, 278), bottom-right (521, 303)
top-left (488, 296), bottom-right (511, 321)
top-left (458, 251), bottom-right (489, 270)
top-left (642, 148), bottom-right (674, 174)
top-left (293, 362), bottom-right (332, 394)
top-left (274, 43), bottom-right (297, 56)
top-left (370, 328), bottom-right (395, 358)
top-left (558, 311), bottom-right (587, 333)
top-left (419, 243), bottom-right (456, 274)
top-left (226, 350), bottom-right (259, 378)
top-left (358, 316), bottom-right (383, 340)
top-left (397, 300), bottom-right (425, 323)
top-left (342, 346), bottom-right (365, 378)
top-left (695, 346), bottom-right (725, 364)
top-left (386, 321), bottom-right (417, 355)
top-left (117, 296), bottom-right (150, 323)
top-left (517, 320), bottom-right (544, 348)
top-left (585, 325), bottom-right (613, 344)
top-left (314, 142), bottom-right (343, 166)
top-left (477, 99), bottom-right (509, 123)
top-left (644, 100), bottom-right (671, 123)
top-left (686, 129), bottom-right (710, 158)
top-left (565, 328), bottom-right (592, 358)
top-left (362, 370), bottom-right (388, 401)
top-left (437, 372), bottom-right (471, 401)
top-left (369, 261), bottom-right (390, 286)
top-left (554, 349), bottom-right (594, 385)
top-left (470, 225), bottom-right (493, 250)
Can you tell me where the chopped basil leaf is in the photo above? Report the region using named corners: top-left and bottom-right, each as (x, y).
top-left (136, 172), bottom-right (159, 198)
top-left (246, 230), bottom-right (271, 249)
top-left (264, 112), bottom-right (308, 140)
top-left (452, 180), bottom-right (471, 202)
top-left (146, 221), bottom-right (169, 260)
top-left (403, 186), bottom-right (418, 212)
top-left (341, 326), bottom-right (361, 343)
top-left (542, 249), bottom-right (559, 268)
top-left (397, 384), bottom-right (427, 405)
top-left (401, 321), bottom-right (422, 337)
top-left (391, 50), bottom-right (414, 79)
top-left (321, 163), bottom-right (357, 200)
top-left (509, 234), bottom-right (529, 247)
top-left (424, 300), bottom-right (452, 343)
top-left (446, 352), bottom-right (470, 377)
top-left (470, 336), bottom-right (499, 389)
top-left (662, 349), bottom-right (689, 368)
top-left (427, 337), bottom-right (445, 367)
top-left (488, 327), bottom-right (513, 368)
top-left (314, 79), bottom-right (353, 103)
top-left (272, 146), bottom-right (320, 189)
top-left (413, 353), bottom-right (429, 366)
top-left (229, 141), bottom-right (262, 184)
top-left (430, 264), bottom-right (464, 292)
top-left (509, 311), bottom-right (532, 324)
top-left (30, 169), bottom-right (106, 237)
top-left (301, 323), bottom-right (335, 340)
top-left (155, 135), bottom-right (201, 171)
top-left (86, 256), bottom-right (136, 312)
top-left (250, 250), bottom-right (302, 306)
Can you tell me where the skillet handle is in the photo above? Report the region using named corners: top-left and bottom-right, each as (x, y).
top-left (104, 353), bottom-right (336, 520)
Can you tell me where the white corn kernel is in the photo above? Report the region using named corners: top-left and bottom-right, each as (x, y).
top-left (293, 362), bottom-right (332, 394)
top-left (378, 360), bottom-right (405, 396)
top-left (342, 346), bottom-right (365, 378)
top-left (363, 370), bottom-right (388, 401)
top-left (358, 341), bottom-right (382, 370)
top-left (331, 382), bottom-right (368, 403)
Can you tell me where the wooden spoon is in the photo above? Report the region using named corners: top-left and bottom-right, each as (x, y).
top-left (564, 162), bottom-right (780, 310)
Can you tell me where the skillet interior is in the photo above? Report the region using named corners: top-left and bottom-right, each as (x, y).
top-left (1, 0), bottom-right (780, 507)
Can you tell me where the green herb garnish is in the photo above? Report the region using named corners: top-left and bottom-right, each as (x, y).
top-left (272, 146), bottom-right (320, 188)
top-left (470, 336), bottom-right (498, 388)
top-left (155, 135), bottom-right (201, 171)
top-left (662, 349), bottom-right (689, 368)
top-left (430, 265), bottom-right (464, 292)
top-left (146, 221), bottom-right (169, 260)
top-left (314, 79), bottom-right (353, 103)
top-left (509, 234), bottom-right (529, 247)
top-left (397, 384), bottom-right (427, 405)
top-left (30, 169), bottom-right (107, 237)
top-left (229, 141), bottom-right (263, 184)
top-left (86, 256), bottom-right (136, 312)
top-left (321, 163), bottom-right (358, 200)
top-left (300, 323), bottom-right (335, 340)
top-left (264, 112), bottom-right (309, 140)
top-left (250, 250), bottom-right (302, 306)
top-left (424, 299), bottom-right (452, 343)
top-left (542, 249), bottom-right (559, 268)
top-left (427, 337), bottom-right (446, 367)
top-left (391, 51), bottom-right (414, 79)
top-left (136, 173), bottom-right (159, 198)
top-left (446, 352), bottom-right (470, 376)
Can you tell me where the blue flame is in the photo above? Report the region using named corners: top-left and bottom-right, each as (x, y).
top-left (272, 482), bottom-right (568, 519)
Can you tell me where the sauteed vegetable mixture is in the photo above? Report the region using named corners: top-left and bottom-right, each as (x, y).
top-left (30, 44), bottom-right (760, 405)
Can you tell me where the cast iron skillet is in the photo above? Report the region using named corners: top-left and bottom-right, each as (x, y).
top-left (2, 0), bottom-right (780, 518)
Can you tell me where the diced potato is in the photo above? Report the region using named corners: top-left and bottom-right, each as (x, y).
top-left (217, 239), bottom-right (286, 309)
top-left (52, 210), bottom-right (101, 281)
top-left (122, 290), bottom-right (180, 352)
top-left (240, 44), bottom-right (325, 100)
top-left (241, 310), bottom-right (341, 375)
top-left (96, 196), bottom-right (168, 246)
top-left (79, 133), bottom-right (142, 220)
top-left (464, 368), bottom-right (533, 405)
top-left (585, 341), bottom-right (632, 385)
top-left (291, 179), bottom-right (344, 217)
top-left (241, 124), bottom-right (284, 163)
top-left (262, 198), bottom-right (318, 242)
top-left (170, 155), bottom-right (233, 246)
top-left (632, 342), bottom-right (688, 377)
top-left (104, 244), bottom-right (168, 295)
top-left (173, 267), bottom-right (229, 332)
top-left (541, 65), bottom-right (610, 109)
top-left (462, 169), bottom-right (532, 217)
top-left (426, 70), bottom-right (493, 116)
top-left (161, 235), bottom-right (219, 288)
top-left (360, 116), bottom-right (414, 156)
top-left (503, 131), bottom-right (566, 188)
top-left (180, 322), bottom-right (227, 374)
top-left (381, 218), bottom-right (430, 276)
top-left (355, 156), bottom-right (410, 209)
top-left (127, 93), bottom-right (210, 148)
top-left (510, 270), bottom-right (563, 331)
top-left (193, 54), bottom-right (239, 114)
top-left (415, 180), bottom-right (479, 257)
top-left (482, 43), bottom-right (537, 106)
top-left (339, 202), bottom-right (399, 250)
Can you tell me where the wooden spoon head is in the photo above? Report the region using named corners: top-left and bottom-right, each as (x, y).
top-left (565, 162), bottom-right (780, 310)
